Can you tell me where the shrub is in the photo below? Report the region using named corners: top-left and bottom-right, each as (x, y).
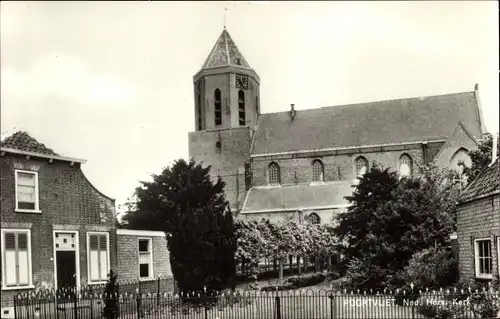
top-left (260, 272), bottom-right (326, 291)
top-left (402, 248), bottom-right (458, 288)
top-left (102, 270), bottom-right (119, 319)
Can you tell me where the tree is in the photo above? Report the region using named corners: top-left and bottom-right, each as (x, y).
top-left (460, 132), bottom-right (499, 182)
top-left (122, 159), bottom-right (236, 292)
top-left (333, 164), bottom-right (461, 289)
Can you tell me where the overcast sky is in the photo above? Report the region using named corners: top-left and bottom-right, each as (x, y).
top-left (1, 1), bottom-right (498, 211)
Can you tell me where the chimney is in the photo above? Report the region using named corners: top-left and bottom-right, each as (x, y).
top-left (290, 104), bottom-right (295, 120)
top-left (492, 133), bottom-right (498, 165)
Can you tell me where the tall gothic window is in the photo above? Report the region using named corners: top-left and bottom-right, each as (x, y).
top-left (399, 154), bottom-right (413, 177)
top-left (308, 213), bottom-right (321, 224)
top-left (255, 96), bottom-right (259, 114)
top-left (197, 94), bottom-right (202, 131)
top-left (214, 89), bottom-right (222, 126)
top-left (215, 141), bottom-right (221, 154)
top-left (355, 156), bottom-right (369, 177)
top-left (312, 160), bottom-right (324, 182)
top-left (268, 162), bottom-right (281, 185)
top-left (238, 90), bottom-right (246, 125)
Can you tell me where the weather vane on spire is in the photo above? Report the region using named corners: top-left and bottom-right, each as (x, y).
top-left (224, 8), bottom-right (227, 29)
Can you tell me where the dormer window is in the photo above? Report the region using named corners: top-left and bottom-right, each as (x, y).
top-left (238, 90), bottom-right (246, 126)
top-left (15, 170), bottom-right (40, 213)
top-left (268, 162), bottom-right (281, 185)
top-left (355, 156), bottom-right (369, 177)
top-left (214, 89), bottom-right (222, 126)
top-left (311, 160), bottom-right (324, 182)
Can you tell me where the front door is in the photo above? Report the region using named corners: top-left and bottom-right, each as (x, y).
top-left (54, 231), bottom-right (79, 290)
top-left (56, 251), bottom-right (76, 289)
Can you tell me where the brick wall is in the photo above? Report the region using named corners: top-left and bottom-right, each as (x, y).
top-left (116, 232), bottom-right (173, 282)
top-left (456, 195), bottom-right (500, 282)
top-left (240, 207), bottom-right (345, 225)
top-left (251, 148), bottom-right (424, 187)
top-left (189, 127), bottom-right (252, 210)
top-left (0, 154), bottom-right (116, 308)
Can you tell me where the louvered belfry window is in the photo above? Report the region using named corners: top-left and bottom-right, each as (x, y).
top-left (238, 90), bottom-right (246, 125)
top-left (214, 89), bottom-right (222, 126)
top-left (139, 238), bottom-right (152, 279)
top-left (88, 233), bottom-right (109, 282)
top-left (2, 230), bottom-right (30, 288)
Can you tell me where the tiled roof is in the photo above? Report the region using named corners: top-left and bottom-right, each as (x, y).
top-left (458, 158), bottom-right (499, 203)
top-left (0, 131), bottom-right (59, 156)
top-left (252, 92), bottom-right (482, 155)
top-left (241, 182), bottom-right (353, 213)
top-left (200, 29), bottom-right (252, 70)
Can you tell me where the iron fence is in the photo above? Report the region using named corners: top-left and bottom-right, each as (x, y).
top-left (13, 287), bottom-right (500, 319)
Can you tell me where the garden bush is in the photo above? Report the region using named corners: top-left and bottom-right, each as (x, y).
top-left (402, 248), bottom-right (458, 288)
top-left (260, 272), bottom-right (326, 291)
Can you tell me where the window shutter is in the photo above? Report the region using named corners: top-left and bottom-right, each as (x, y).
top-left (89, 235), bottom-right (99, 250)
top-left (18, 233), bottom-right (28, 250)
top-left (5, 233), bottom-right (16, 249)
top-left (89, 234), bottom-right (99, 281)
top-left (99, 235), bottom-right (107, 251)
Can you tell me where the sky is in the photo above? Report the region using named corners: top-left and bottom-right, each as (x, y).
top-left (1, 1), bottom-right (498, 212)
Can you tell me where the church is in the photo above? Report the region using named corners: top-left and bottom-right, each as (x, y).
top-left (188, 28), bottom-right (486, 224)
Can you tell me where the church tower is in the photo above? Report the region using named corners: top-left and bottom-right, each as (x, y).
top-left (188, 28), bottom-right (259, 212)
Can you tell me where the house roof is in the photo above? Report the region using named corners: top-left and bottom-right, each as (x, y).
top-left (241, 182), bottom-right (353, 213)
top-left (200, 29), bottom-right (252, 70)
top-left (458, 158), bottom-right (499, 204)
top-left (1, 131), bottom-right (59, 156)
top-left (1, 131), bottom-right (87, 163)
top-left (252, 91), bottom-right (483, 155)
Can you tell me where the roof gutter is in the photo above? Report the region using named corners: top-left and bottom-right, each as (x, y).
top-left (251, 139), bottom-right (446, 158)
top-left (241, 204), bottom-right (350, 214)
top-left (0, 147), bottom-right (87, 164)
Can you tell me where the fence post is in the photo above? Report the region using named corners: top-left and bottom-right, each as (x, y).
top-left (13, 295), bottom-right (17, 319)
top-left (157, 277), bottom-right (160, 308)
top-left (136, 291), bottom-right (142, 318)
top-left (275, 295), bottom-right (281, 319)
top-left (329, 293), bottom-right (335, 319)
top-left (73, 288), bottom-right (78, 319)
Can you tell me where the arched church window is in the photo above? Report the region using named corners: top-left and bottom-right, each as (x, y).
top-left (214, 89), bottom-right (222, 126)
top-left (450, 148), bottom-right (471, 174)
top-left (312, 160), bottom-right (324, 182)
top-left (238, 90), bottom-right (246, 126)
top-left (197, 94), bottom-right (202, 131)
top-left (355, 156), bottom-right (369, 177)
top-left (255, 96), bottom-right (259, 115)
top-left (399, 154), bottom-right (413, 177)
top-left (268, 162), bottom-right (281, 185)
top-left (308, 213), bottom-right (321, 224)
top-left (215, 141), bottom-right (221, 154)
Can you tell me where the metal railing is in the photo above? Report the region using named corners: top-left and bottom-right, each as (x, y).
top-left (13, 286), bottom-right (500, 319)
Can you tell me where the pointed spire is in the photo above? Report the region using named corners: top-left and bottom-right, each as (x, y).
top-left (200, 29), bottom-right (252, 70)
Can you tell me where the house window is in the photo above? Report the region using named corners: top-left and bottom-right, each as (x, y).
top-left (1, 229), bottom-right (32, 289)
top-left (399, 154), bottom-right (413, 177)
top-left (87, 232), bottom-right (109, 283)
top-left (355, 157), bottom-right (368, 177)
top-left (474, 239), bottom-right (492, 279)
top-left (238, 90), bottom-right (246, 125)
top-left (307, 213), bottom-right (321, 224)
top-left (197, 94), bottom-right (202, 131)
top-left (15, 170), bottom-right (39, 212)
top-left (139, 238), bottom-right (153, 279)
top-left (214, 89), bottom-right (222, 126)
top-left (312, 160), bottom-right (324, 182)
top-left (268, 162), bottom-right (281, 185)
